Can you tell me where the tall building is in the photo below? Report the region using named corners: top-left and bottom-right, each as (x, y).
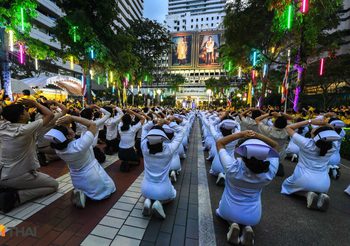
top-left (30, 0), bottom-right (82, 75)
top-left (27, 0), bottom-right (144, 76)
top-left (166, 0), bottom-right (227, 32)
top-left (116, 0), bottom-right (144, 28)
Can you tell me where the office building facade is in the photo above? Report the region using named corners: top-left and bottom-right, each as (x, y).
top-left (166, 0), bottom-right (227, 32)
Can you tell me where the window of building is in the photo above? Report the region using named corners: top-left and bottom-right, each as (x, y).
top-left (206, 17), bottom-right (209, 21)
top-left (201, 18), bottom-right (203, 21)
top-left (191, 25), bottom-right (193, 28)
top-left (191, 19), bottom-right (193, 22)
top-left (212, 17), bottom-right (214, 20)
top-left (217, 16), bottom-right (219, 20)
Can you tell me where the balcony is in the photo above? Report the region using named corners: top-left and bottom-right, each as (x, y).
top-left (37, 0), bottom-right (64, 17)
top-left (30, 28), bottom-right (61, 50)
top-left (35, 11), bottom-right (56, 28)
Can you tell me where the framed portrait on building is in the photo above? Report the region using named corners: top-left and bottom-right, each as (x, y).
top-left (197, 33), bottom-right (221, 67)
top-left (170, 33), bottom-right (194, 68)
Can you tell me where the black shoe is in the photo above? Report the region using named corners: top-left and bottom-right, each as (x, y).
top-left (38, 152), bottom-right (48, 166)
top-left (0, 188), bottom-right (19, 213)
top-left (276, 163), bottom-right (285, 177)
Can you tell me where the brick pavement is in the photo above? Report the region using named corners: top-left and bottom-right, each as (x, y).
top-left (0, 156), bottom-right (143, 246)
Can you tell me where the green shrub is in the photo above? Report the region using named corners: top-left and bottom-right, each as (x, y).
top-left (340, 129), bottom-right (350, 160)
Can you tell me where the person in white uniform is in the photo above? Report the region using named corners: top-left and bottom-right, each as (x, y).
top-left (104, 106), bottom-right (123, 155)
top-left (327, 118), bottom-right (346, 179)
top-left (45, 115), bottom-right (116, 208)
top-left (118, 109), bottom-right (145, 172)
top-left (216, 130), bottom-right (279, 245)
top-left (285, 118), bottom-right (309, 162)
top-left (281, 119), bottom-right (340, 211)
top-left (141, 118), bottom-right (184, 219)
top-left (163, 122), bottom-right (184, 182)
top-left (209, 118), bottom-right (240, 186)
top-left (79, 105), bottom-right (111, 163)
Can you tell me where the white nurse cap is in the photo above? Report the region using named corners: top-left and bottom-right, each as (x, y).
top-left (146, 129), bottom-right (169, 145)
top-left (313, 130), bottom-right (341, 142)
top-left (163, 125), bottom-right (175, 133)
top-left (219, 119), bottom-right (239, 130)
top-left (329, 120), bottom-right (345, 128)
top-left (235, 139), bottom-right (279, 160)
top-left (44, 129), bottom-right (67, 144)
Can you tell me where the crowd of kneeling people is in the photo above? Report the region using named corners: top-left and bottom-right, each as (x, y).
top-left (0, 96), bottom-right (349, 246)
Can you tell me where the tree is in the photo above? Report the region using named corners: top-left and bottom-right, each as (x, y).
top-left (53, 0), bottom-right (138, 103)
top-left (222, 0), bottom-right (349, 108)
top-left (125, 19), bottom-right (171, 83)
top-left (1, 0), bottom-right (54, 96)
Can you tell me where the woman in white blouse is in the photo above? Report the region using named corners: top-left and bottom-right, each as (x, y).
top-left (45, 115), bottom-right (116, 208)
top-left (118, 109), bottom-right (145, 172)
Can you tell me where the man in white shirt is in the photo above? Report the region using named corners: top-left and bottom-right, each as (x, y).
top-left (0, 99), bottom-right (58, 212)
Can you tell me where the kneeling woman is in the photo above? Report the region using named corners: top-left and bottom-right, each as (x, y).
top-left (45, 115), bottom-right (116, 208)
top-left (118, 109), bottom-right (145, 172)
top-left (281, 119), bottom-right (339, 211)
top-left (216, 130), bottom-right (279, 245)
top-left (141, 118), bottom-right (184, 219)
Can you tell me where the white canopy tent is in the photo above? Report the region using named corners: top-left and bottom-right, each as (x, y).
top-left (21, 75), bottom-right (83, 96)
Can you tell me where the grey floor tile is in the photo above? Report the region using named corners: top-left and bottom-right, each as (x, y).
top-left (170, 225), bottom-right (186, 246)
top-left (111, 235), bottom-right (140, 246)
top-left (100, 216), bottom-right (125, 229)
top-left (113, 202), bottom-right (135, 211)
top-left (119, 196), bottom-right (139, 205)
top-left (186, 219), bottom-right (198, 239)
top-left (81, 235), bottom-right (112, 246)
top-left (107, 209), bottom-right (130, 219)
top-left (91, 224), bottom-right (119, 239)
top-left (175, 209), bottom-right (187, 226)
top-left (155, 232), bottom-right (171, 246)
top-left (118, 225), bottom-right (145, 240)
top-left (125, 216), bottom-right (150, 229)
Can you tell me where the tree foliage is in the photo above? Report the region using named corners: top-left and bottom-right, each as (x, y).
top-left (222, 0), bottom-right (349, 107)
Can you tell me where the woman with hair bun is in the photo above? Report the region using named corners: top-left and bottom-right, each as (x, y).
top-left (216, 130), bottom-right (280, 245)
top-left (45, 115), bottom-right (116, 208)
top-left (118, 109), bottom-right (145, 172)
top-left (281, 119), bottom-right (340, 212)
top-left (141, 117), bottom-right (185, 220)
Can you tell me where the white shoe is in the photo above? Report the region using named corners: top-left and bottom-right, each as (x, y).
top-left (227, 223), bottom-right (240, 245)
top-left (170, 170), bottom-right (177, 183)
top-left (240, 226), bottom-right (254, 246)
top-left (142, 198), bottom-right (152, 216)
top-left (71, 189), bottom-right (86, 208)
top-left (306, 191), bottom-right (318, 210)
top-left (344, 185), bottom-right (350, 196)
top-left (317, 193), bottom-right (330, 211)
top-left (152, 200), bottom-right (166, 219)
top-left (216, 173), bottom-right (226, 186)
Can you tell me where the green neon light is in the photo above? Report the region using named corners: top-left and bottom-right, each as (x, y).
top-left (287, 5), bottom-right (292, 30)
top-left (21, 8), bottom-right (24, 31)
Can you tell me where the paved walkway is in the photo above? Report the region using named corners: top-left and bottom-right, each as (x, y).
top-left (1, 120), bottom-right (350, 246)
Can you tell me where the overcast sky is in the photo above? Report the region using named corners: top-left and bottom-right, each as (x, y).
top-left (144, 0), bottom-right (168, 23)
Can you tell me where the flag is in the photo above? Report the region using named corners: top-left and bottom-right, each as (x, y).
top-left (281, 63), bottom-right (290, 104)
top-left (227, 98), bottom-right (231, 107)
